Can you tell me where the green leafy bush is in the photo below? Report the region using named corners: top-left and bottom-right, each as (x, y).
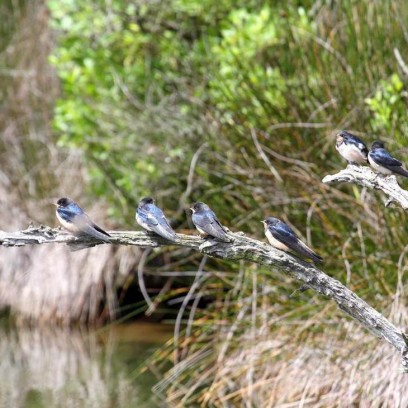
top-left (366, 73), bottom-right (408, 144)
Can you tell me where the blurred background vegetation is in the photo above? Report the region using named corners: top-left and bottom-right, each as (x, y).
top-left (1, 0), bottom-right (408, 406)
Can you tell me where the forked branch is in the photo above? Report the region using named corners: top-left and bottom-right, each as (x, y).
top-left (1, 225), bottom-right (407, 369)
top-left (323, 164), bottom-right (408, 209)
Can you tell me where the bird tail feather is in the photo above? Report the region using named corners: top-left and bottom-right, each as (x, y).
top-left (153, 225), bottom-right (178, 242)
top-left (297, 240), bottom-right (323, 263)
top-left (392, 166), bottom-right (408, 178)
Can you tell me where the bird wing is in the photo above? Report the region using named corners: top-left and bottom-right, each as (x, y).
top-left (269, 221), bottom-right (299, 249)
top-left (370, 149), bottom-right (402, 167)
top-left (57, 207), bottom-right (74, 223)
top-left (137, 205), bottom-right (159, 227)
top-left (347, 136), bottom-right (368, 155)
top-left (72, 213), bottom-right (111, 242)
top-left (194, 211), bottom-right (229, 242)
top-left (138, 205), bottom-right (177, 241)
top-left (271, 221), bottom-right (322, 263)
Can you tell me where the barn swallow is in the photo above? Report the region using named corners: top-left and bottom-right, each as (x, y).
top-left (55, 197), bottom-right (111, 242)
top-left (335, 130), bottom-right (368, 165)
top-left (136, 197), bottom-right (178, 241)
top-left (262, 217), bottom-right (322, 263)
top-left (191, 202), bottom-right (230, 242)
top-left (368, 141), bottom-right (408, 177)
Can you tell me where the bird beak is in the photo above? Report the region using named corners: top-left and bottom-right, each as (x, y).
top-left (190, 208), bottom-right (195, 213)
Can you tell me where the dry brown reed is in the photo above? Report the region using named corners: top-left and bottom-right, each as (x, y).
top-left (153, 283), bottom-right (408, 407)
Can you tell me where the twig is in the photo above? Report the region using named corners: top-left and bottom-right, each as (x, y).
top-left (1, 224), bottom-right (407, 369)
top-left (178, 142), bottom-right (208, 210)
top-left (322, 164), bottom-right (408, 210)
top-left (137, 248), bottom-right (154, 310)
top-left (251, 128), bottom-right (283, 183)
top-left (394, 48), bottom-right (408, 77)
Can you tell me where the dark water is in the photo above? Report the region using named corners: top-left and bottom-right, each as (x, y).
top-left (0, 320), bottom-right (173, 408)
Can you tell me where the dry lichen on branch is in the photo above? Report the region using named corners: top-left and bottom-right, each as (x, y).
top-left (323, 164), bottom-right (408, 209)
top-left (1, 224), bottom-right (407, 369)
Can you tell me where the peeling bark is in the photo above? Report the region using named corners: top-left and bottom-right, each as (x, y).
top-left (1, 225), bottom-right (407, 369)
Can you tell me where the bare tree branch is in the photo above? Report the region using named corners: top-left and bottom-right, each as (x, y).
top-left (323, 164), bottom-right (408, 210)
top-left (1, 225), bottom-right (407, 369)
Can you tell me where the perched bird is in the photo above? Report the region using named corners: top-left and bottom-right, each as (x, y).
top-left (368, 141), bottom-right (408, 177)
top-left (335, 130), bottom-right (368, 165)
top-left (55, 197), bottom-right (111, 242)
top-left (191, 202), bottom-right (230, 242)
top-left (136, 197), bottom-right (177, 241)
top-left (262, 217), bottom-right (322, 263)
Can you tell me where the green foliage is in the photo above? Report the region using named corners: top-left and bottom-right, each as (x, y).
top-left (208, 7), bottom-right (286, 126)
top-left (48, 0), bottom-right (408, 283)
top-left (366, 73), bottom-right (408, 142)
top-left (48, 0), bottom-right (213, 220)
top-left (48, 0), bottom-right (408, 305)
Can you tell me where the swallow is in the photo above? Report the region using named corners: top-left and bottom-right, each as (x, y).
top-left (262, 217), bottom-right (322, 263)
top-left (335, 130), bottom-right (368, 165)
top-left (368, 141), bottom-right (408, 177)
top-left (136, 197), bottom-right (178, 241)
top-left (191, 202), bottom-right (230, 242)
top-left (55, 197), bottom-right (111, 242)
